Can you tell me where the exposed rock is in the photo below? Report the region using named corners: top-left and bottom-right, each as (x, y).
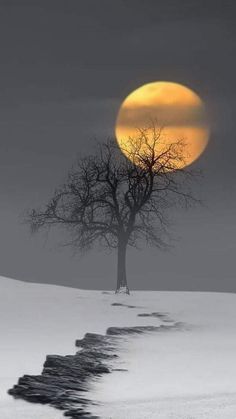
top-left (9, 323), bottom-right (182, 418)
top-left (75, 332), bottom-right (115, 350)
top-left (9, 332), bottom-right (115, 418)
top-left (106, 323), bottom-right (180, 336)
top-left (137, 312), bottom-right (175, 323)
top-left (111, 302), bottom-right (139, 309)
top-left (138, 311), bottom-right (168, 318)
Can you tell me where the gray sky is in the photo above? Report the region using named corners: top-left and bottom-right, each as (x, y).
top-left (0, 0), bottom-right (235, 291)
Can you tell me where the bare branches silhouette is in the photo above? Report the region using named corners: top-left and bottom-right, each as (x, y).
top-left (28, 126), bottom-right (199, 293)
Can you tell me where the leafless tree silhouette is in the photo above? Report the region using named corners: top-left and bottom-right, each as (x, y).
top-left (28, 126), bottom-right (199, 293)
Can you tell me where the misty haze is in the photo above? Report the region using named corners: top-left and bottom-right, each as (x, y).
top-left (1, 1), bottom-right (236, 419)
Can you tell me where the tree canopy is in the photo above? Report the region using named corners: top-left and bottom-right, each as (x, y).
top-left (29, 126), bottom-right (199, 292)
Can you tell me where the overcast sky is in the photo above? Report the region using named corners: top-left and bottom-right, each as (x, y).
top-left (0, 0), bottom-right (235, 291)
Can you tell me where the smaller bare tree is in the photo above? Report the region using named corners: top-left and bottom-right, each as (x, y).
top-left (29, 126), bottom-right (198, 293)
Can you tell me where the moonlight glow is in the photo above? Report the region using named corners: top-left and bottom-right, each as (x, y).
top-left (115, 81), bottom-right (210, 169)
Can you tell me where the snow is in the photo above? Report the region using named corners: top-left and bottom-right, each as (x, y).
top-left (0, 276), bottom-right (161, 418)
top-left (88, 292), bottom-right (236, 418)
top-left (0, 276), bottom-right (236, 418)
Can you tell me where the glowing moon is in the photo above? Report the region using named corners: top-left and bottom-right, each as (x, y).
top-left (115, 81), bottom-right (210, 169)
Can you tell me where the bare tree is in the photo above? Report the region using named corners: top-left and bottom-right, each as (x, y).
top-left (29, 126), bottom-right (198, 294)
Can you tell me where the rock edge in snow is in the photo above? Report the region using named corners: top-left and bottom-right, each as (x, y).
top-left (9, 322), bottom-right (182, 418)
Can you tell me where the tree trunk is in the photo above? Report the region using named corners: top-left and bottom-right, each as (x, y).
top-left (115, 240), bottom-right (129, 294)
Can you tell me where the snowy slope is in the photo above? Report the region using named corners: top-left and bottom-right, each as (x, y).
top-left (1, 276), bottom-right (236, 419)
top-left (88, 292), bottom-right (236, 418)
top-left (0, 276), bottom-right (162, 418)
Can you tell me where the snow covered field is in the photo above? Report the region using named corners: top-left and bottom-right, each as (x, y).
top-left (88, 292), bottom-right (236, 418)
top-left (1, 275), bottom-right (236, 418)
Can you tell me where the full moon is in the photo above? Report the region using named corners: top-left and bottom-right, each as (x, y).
top-left (115, 81), bottom-right (210, 169)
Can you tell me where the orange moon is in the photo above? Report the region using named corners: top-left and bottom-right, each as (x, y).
top-left (115, 81), bottom-right (210, 169)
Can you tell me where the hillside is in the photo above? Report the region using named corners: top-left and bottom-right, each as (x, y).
top-left (1, 276), bottom-right (236, 418)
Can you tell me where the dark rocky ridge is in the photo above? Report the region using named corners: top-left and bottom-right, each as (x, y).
top-left (9, 322), bottom-right (182, 418)
top-left (111, 302), bottom-right (141, 309)
top-left (137, 312), bottom-right (175, 322)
